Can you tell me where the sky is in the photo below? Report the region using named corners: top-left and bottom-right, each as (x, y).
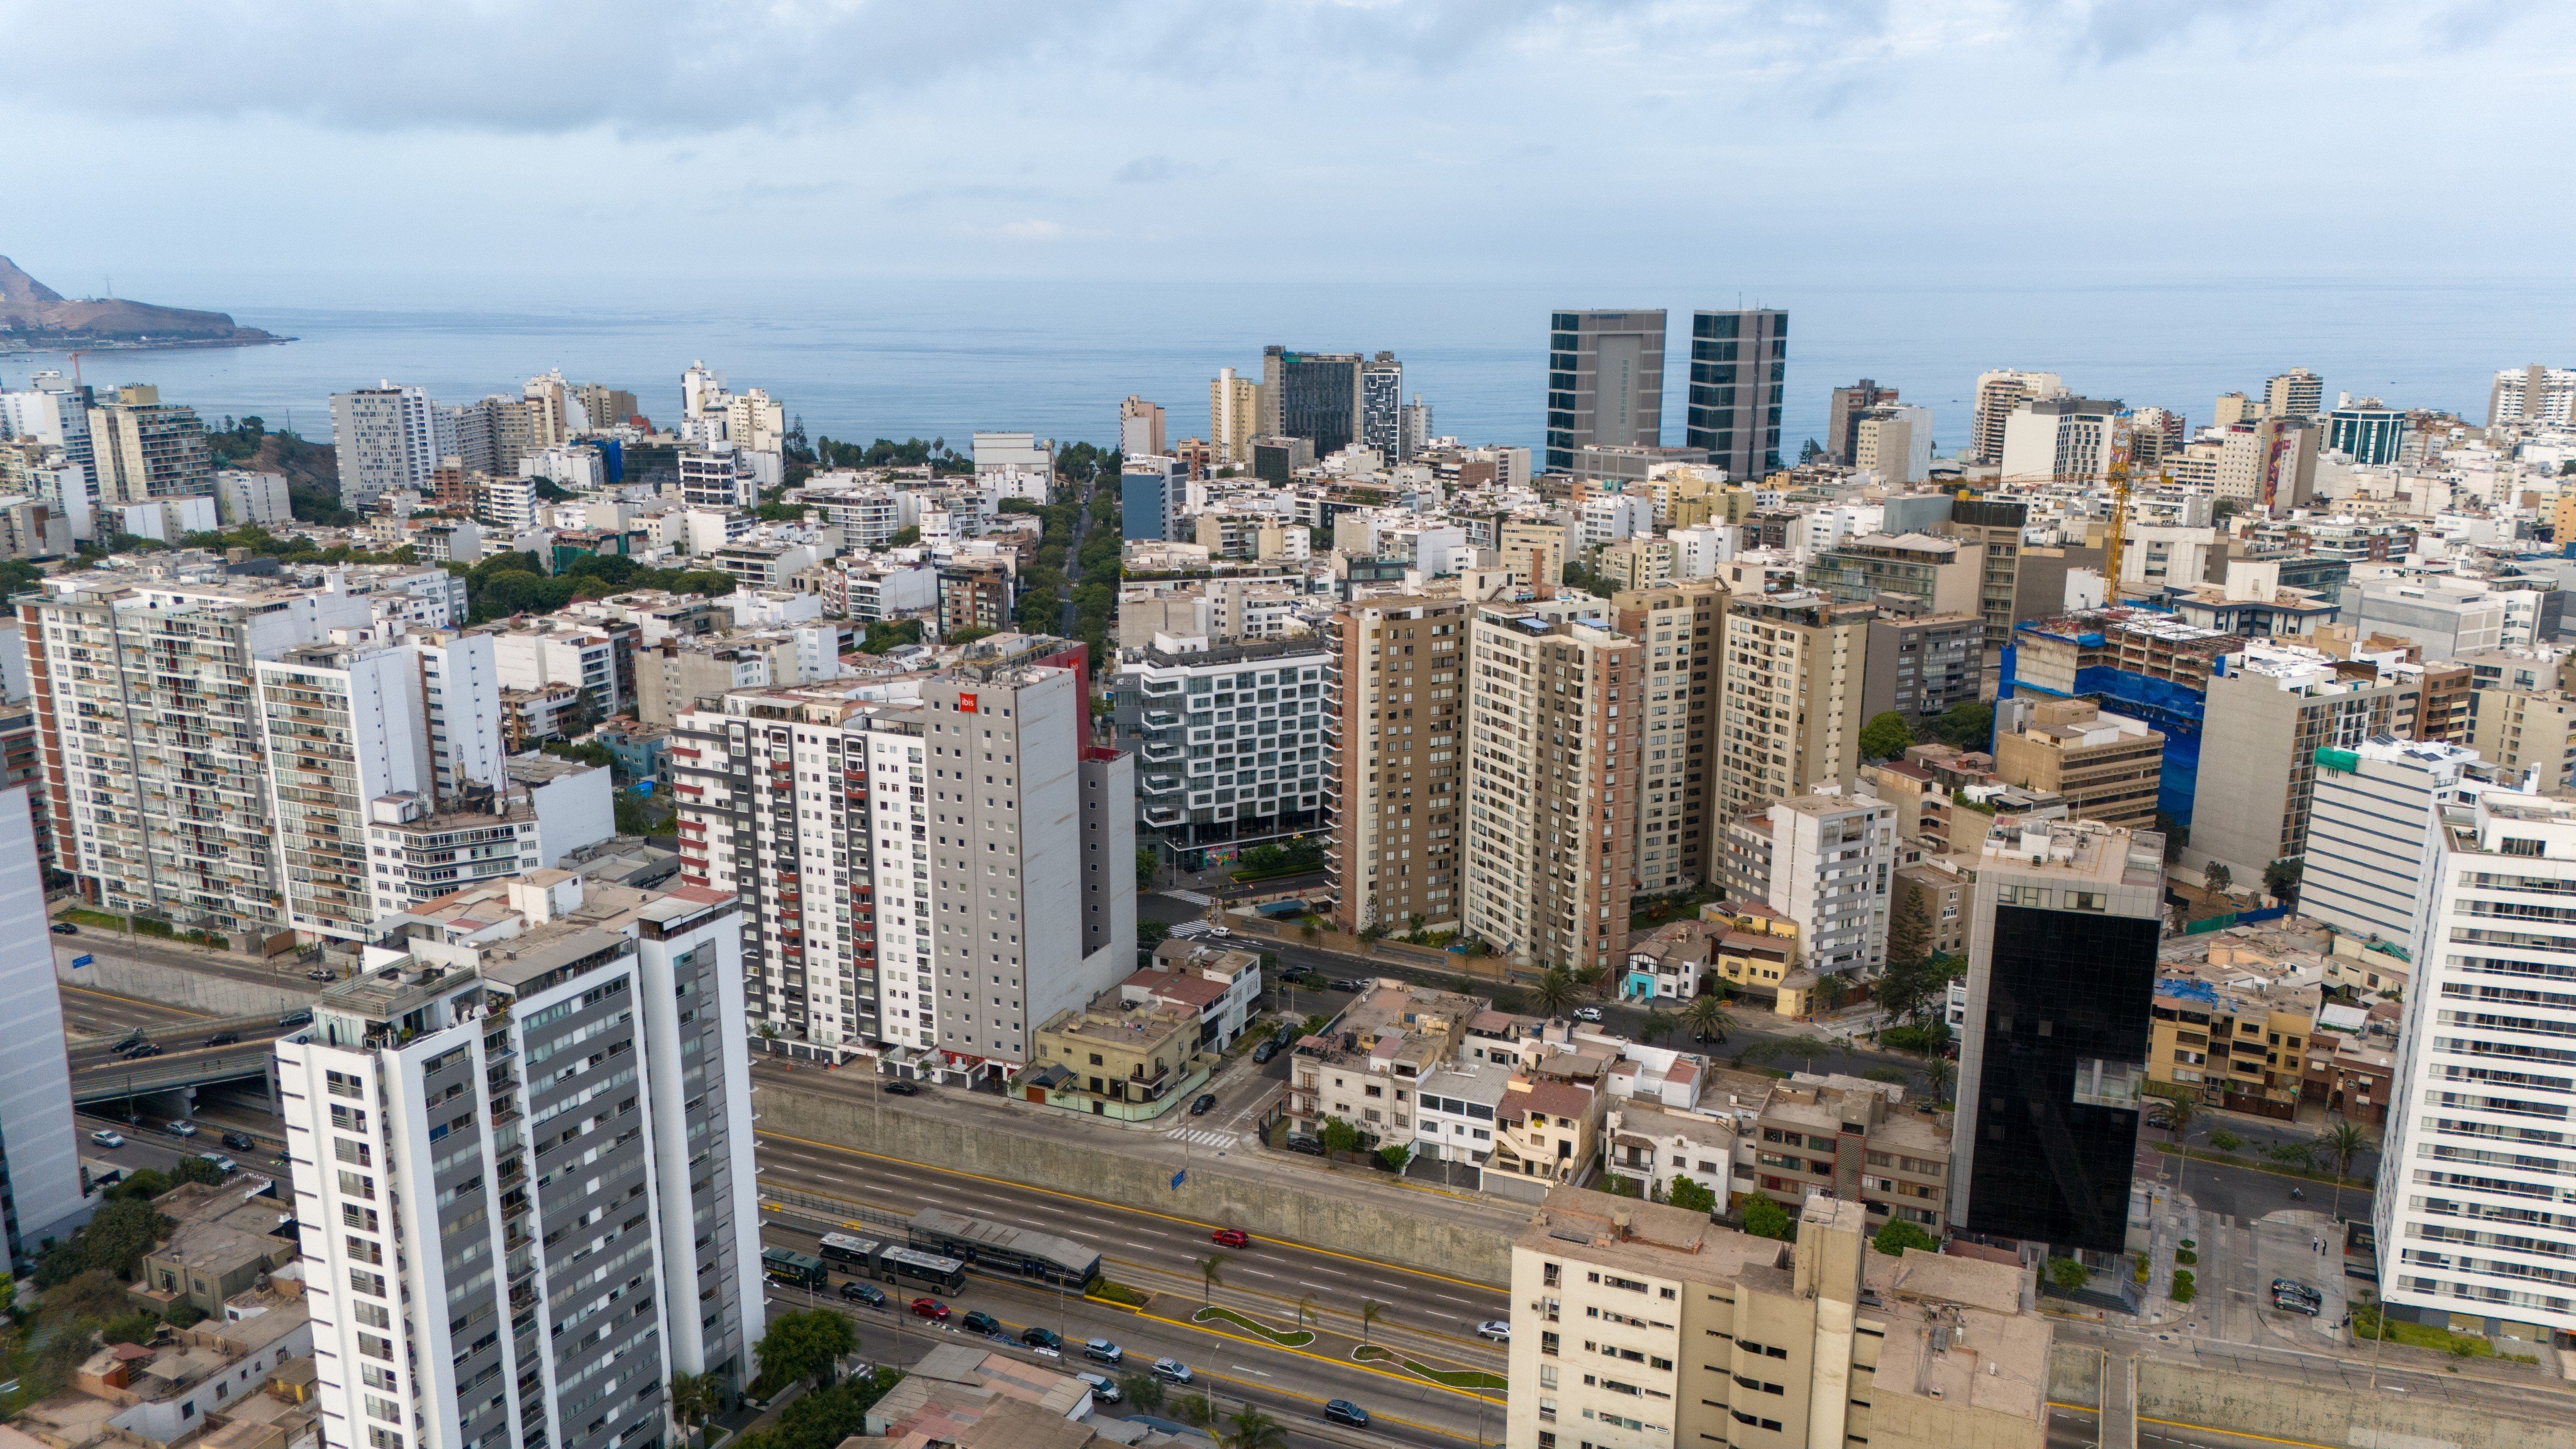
top-left (8, 0), bottom-right (2576, 307)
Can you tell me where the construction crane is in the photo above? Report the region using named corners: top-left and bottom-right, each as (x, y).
top-left (2101, 425), bottom-right (2135, 601)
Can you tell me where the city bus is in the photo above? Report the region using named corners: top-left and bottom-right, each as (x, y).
top-left (879, 1245), bottom-right (968, 1295)
top-left (762, 1247), bottom-right (828, 1290)
top-left (817, 1231), bottom-right (880, 1267)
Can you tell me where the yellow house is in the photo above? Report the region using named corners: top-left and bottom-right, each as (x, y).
top-left (2145, 946), bottom-right (2319, 1121)
top-left (1701, 901), bottom-right (1802, 1008)
top-left (1031, 999), bottom-right (1208, 1113)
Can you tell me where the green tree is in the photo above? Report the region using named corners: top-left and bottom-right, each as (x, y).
top-left (1684, 990), bottom-right (1738, 1045)
top-left (1811, 973), bottom-right (1850, 1014)
top-left (1859, 711), bottom-right (1916, 762)
top-left (1886, 882), bottom-right (1933, 980)
top-left (1138, 921), bottom-right (1170, 953)
top-left (667, 1372), bottom-right (718, 1443)
top-left (1358, 1297), bottom-right (1386, 1347)
top-left (1136, 846), bottom-right (1158, 892)
top-left (1118, 1372), bottom-right (1167, 1413)
top-left (2262, 857), bottom-right (2303, 904)
top-left (755, 1307), bottom-right (855, 1391)
top-left (1319, 1116), bottom-right (1363, 1153)
top-left (1667, 1175), bottom-right (1718, 1215)
top-left (1530, 968), bottom-right (1580, 1019)
top-left (888, 526), bottom-right (921, 547)
top-left (2202, 860), bottom-right (2233, 896)
top-left (80, 1197), bottom-right (174, 1280)
top-left (2208, 1128), bottom-right (2242, 1153)
top-left (2045, 1257), bottom-right (2092, 1295)
top-left (1929, 701), bottom-right (1994, 751)
top-left (1874, 1219), bottom-right (1939, 1257)
top-left (1922, 1055), bottom-right (1954, 1106)
top-left (2321, 1119), bottom-right (2368, 1222)
top-left (172, 1155), bottom-right (228, 1186)
top-left (1638, 1013), bottom-right (1677, 1044)
top-left (1218, 1407), bottom-right (1291, 1449)
top-left (1197, 1253), bottom-right (1224, 1308)
top-left (1740, 1194), bottom-right (1792, 1241)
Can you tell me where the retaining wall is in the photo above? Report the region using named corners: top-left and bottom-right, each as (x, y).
top-left (57, 950), bottom-right (319, 1019)
top-left (757, 1083), bottom-right (1521, 1285)
top-left (2138, 1361), bottom-right (2569, 1449)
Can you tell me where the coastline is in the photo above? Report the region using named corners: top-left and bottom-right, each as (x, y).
top-left (1, 335), bottom-right (294, 355)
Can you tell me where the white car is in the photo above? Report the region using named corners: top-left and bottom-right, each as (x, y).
top-left (1475, 1320), bottom-right (1510, 1342)
top-left (1574, 1006), bottom-right (1604, 1023)
top-left (89, 1130), bottom-right (125, 1148)
top-left (165, 1121), bottom-right (199, 1138)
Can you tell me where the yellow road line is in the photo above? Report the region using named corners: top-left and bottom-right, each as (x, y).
top-left (752, 1128), bottom-right (1506, 1294)
top-left (2138, 1414), bottom-right (2334, 1449)
top-left (2047, 1401), bottom-right (2101, 1414)
top-left (1129, 1303), bottom-right (1503, 1404)
top-left (60, 983), bottom-right (213, 1018)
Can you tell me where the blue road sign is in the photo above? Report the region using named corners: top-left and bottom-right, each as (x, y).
top-left (70, 954), bottom-right (92, 968)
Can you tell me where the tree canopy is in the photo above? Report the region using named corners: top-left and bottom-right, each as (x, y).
top-left (1859, 711), bottom-right (1916, 762)
top-left (753, 1308), bottom-right (855, 1391)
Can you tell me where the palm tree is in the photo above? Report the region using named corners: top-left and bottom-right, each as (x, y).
top-left (1197, 1253), bottom-right (1224, 1309)
top-left (1530, 969), bottom-right (1580, 1019)
top-left (2160, 1093), bottom-right (2200, 1211)
top-left (2321, 1119), bottom-right (2368, 1223)
top-left (1358, 1297), bottom-right (1386, 1348)
top-left (1684, 992), bottom-right (1738, 1045)
top-left (1295, 1294), bottom-right (1317, 1336)
top-left (667, 1372), bottom-right (715, 1445)
top-left (1218, 1407), bottom-right (1291, 1449)
top-left (1922, 1055), bottom-right (1953, 1106)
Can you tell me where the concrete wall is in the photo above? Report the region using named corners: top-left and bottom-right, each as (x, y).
top-left (758, 1083), bottom-right (1521, 1285)
top-left (2138, 1360), bottom-right (2567, 1449)
top-left (2046, 1344), bottom-right (2102, 1411)
top-left (56, 950), bottom-right (319, 1021)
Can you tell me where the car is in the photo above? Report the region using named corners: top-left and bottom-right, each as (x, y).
top-left (126, 1041), bottom-right (160, 1058)
top-left (909, 1297), bottom-right (950, 1321)
top-left (1150, 1358), bottom-right (1192, 1385)
top-left (2272, 1294), bottom-right (2319, 1317)
top-left (1251, 1041), bottom-right (1278, 1064)
top-left (1210, 1227), bottom-right (1249, 1248)
top-left (1574, 1006), bottom-right (1604, 1023)
top-left (165, 1121), bottom-right (198, 1138)
top-left (839, 1280), bottom-right (886, 1307)
top-left (962, 1311), bottom-right (1004, 1336)
top-left (113, 1039), bottom-right (152, 1058)
top-left (1190, 1093), bottom-right (1216, 1116)
top-left (883, 1079), bottom-right (923, 1096)
top-left (1286, 1134), bottom-right (1325, 1156)
top-left (1021, 1326), bottom-right (1062, 1351)
top-left (277, 1010), bottom-right (313, 1028)
top-left (2272, 1278), bottom-right (2322, 1303)
top-left (201, 1155), bottom-right (237, 1174)
top-left (1083, 1338), bottom-right (1124, 1365)
top-left (89, 1129), bottom-right (125, 1148)
top-left (203, 1031), bottom-right (239, 1048)
top-left (1475, 1319), bottom-right (1510, 1342)
top-left (1075, 1371), bottom-right (1121, 1404)
top-left (49, 922), bottom-right (75, 935)
top-left (220, 1131), bottom-right (257, 1151)
top-left (1275, 965), bottom-right (1311, 984)
top-left (1331, 979), bottom-right (1367, 992)
top-left (1323, 1401), bottom-right (1370, 1428)
top-left (1271, 1024), bottom-right (1294, 1047)
top-left (306, 968), bottom-right (336, 982)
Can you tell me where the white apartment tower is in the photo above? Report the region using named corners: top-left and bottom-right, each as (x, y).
top-left (2301, 738), bottom-right (2511, 949)
top-left (276, 874), bottom-right (763, 1449)
top-left (2380, 791), bottom-right (2576, 1342)
top-left (1969, 369), bottom-right (2064, 465)
top-left (258, 636), bottom-right (436, 942)
top-left (333, 384), bottom-right (441, 507)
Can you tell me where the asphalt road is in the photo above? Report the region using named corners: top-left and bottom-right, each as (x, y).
top-left (58, 980), bottom-right (214, 1039)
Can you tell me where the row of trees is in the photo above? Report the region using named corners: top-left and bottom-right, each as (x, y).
top-left (455, 548), bottom-right (737, 623)
top-left (1860, 702), bottom-right (1994, 762)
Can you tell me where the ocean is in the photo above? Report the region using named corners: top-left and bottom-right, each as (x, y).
top-left (4, 277), bottom-right (2567, 459)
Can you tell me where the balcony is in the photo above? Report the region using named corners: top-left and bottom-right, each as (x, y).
top-left (1141, 775), bottom-right (1182, 797)
top-left (1143, 709), bottom-right (1182, 730)
top-left (1141, 743), bottom-right (1184, 765)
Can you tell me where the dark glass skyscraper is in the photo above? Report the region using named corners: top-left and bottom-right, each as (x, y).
top-left (1685, 308), bottom-right (1787, 481)
top-left (1543, 309), bottom-right (1666, 473)
top-left (1262, 346), bottom-right (1362, 459)
top-left (1953, 817), bottom-right (2167, 1256)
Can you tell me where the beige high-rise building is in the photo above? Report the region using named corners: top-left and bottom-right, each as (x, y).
top-left (1209, 368), bottom-right (1260, 465)
top-left (1463, 599), bottom-right (1640, 973)
top-left (2212, 391), bottom-right (2257, 428)
top-left (1504, 1187), bottom-right (2050, 1449)
top-left (1499, 516), bottom-right (1574, 589)
top-left (87, 384), bottom-right (212, 505)
top-left (2262, 367), bottom-right (2323, 419)
top-left (1968, 369), bottom-right (2063, 465)
top-left (1325, 596), bottom-right (1468, 934)
top-left (1991, 699), bottom-right (2164, 830)
top-left (1719, 591), bottom-right (1874, 819)
top-left (1613, 581), bottom-right (1726, 894)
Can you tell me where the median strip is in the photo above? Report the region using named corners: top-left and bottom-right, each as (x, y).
top-left (1353, 1343), bottom-right (1509, 1392)
top-left (1192, 1304), bottom-right (1316, 1347)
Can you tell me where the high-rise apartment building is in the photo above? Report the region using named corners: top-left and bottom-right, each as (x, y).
top-left (1684, 308), bottom-right (1787, 481)
top-left (1997, 396), bottom-right (2120, 486)
top-left (1111, 638), bottom-right (1328, 867)
top-left (1611, 582), bottom-right (1725, 893)
top-left (1723, 792), bottom-right (1895, 978)
top-left (1503, 1187), bottom-right (2052, 1449)
top-left (1718, 591), bottom-right (1873, 819)
top-left (2487, 365), bottom-right (2576, 427)
top-left (1990, 700), bottom-right (2163, 830)
top-left (2326, 397), bottom-right (2405, 464)
top-left (259, 638), bottom-right (436, 942)
top-left (1952, 816), bottom-right (2165, 1254)
top-left (87, 384), bottom-right (211, 505)
top-left (1400, 395), bottom-right (1433, 460)
top-left (2262, 367), bottom-right (2323, 419)
top-left (0, 786), bottom-right (85, 1274)
top-left (1324, 596), bottom-right (1467, 935)
top-left (2375, 790), bottom-right (2576, 1342)
top-left (332, 384), bottom-right (441, 506)
top-left (1360, 352), bottom-right (1405, 462)
top-left (2193, 643), bottom-right (2418, 884)
top-left (0, 372), bottom-right (96, 522)
top-left (1968, 370), bottom-right (2064, 465)
top-left (677, 445), bottom-right (756, 511)
top-left (2301, 736), bottom-right (2504, 949)
top-left (1860, 609), bottom-right (1985, 728)
top-left (2211, 416), bottom-right (2319, 513)
top-left (1941, 496), bottom-right (2031, 647)
top-left (1852, 404), bottom-right (1933, 484)
top-left (277, 872), bottom-right (763, 1449)
top-left (670, 641), bottom-right (1131, 1070)
top-left (1824, 379), bottom-right (1897, 465)
top-left (1463, 599), bottom-right (1640, 973)
top-left (1544, 310), bottom-right (1666, 473)
top-left (401, 630), bottom-right (509, 802)
top-left (22, 570), bottom-right (377, 939)
top-left (1117, 396), bottom-right (1166, 458)
top-left (1260, 347), bottom-right (1363, 459)
top-left (1208, 369), bottom-right (1260, 466)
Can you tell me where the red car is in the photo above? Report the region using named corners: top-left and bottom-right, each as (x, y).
top-left (909, 1297), bottom-right (950, 1321)
top-left (1209, 1228), bottom-right (1250, 1248)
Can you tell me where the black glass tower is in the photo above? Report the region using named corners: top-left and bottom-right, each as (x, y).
top-left (1685, 308), bottom-right (1787, 481)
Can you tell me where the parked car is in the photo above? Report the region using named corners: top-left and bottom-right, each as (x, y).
top-left (1331, 979), bottom-right (1367, 992)
top-left (883, 1079), bottom-right (923, 1096)
top-left (204, 1031), bottom-right (240, 1048)
top-left (1270, 1024), bottom-right (1294, 1048)
top-left (1251, 1041), bottom-right (1278, 1064)
top-left (840, 1280), bottom-right (886, 1306)
top-left (1083, 1338), bottom-right (1124, 1365)
top-left (1475, 1320), bottom-right (1511, 1342)
top-left (1075, 1371), bottom-right (1121, 1403)
top-left (1021, 1326), bottom-right (1062, 1351)
top-left (962, 1311), bottom-right (1004, 1336)
top-left (1150, 1358), bottom-right (1192, 1385)
top-left (165, 1121), bottom-right (199, 1138)
top-left (1574, 1006), bottom-right (1604, 1023)
top-left (1207, 925), bottom-right (1231, 937)
top-left (88, 1129), bottom-right (124, 1148)
top-left (306, 968), bottom-right (336, 982)
top-left (909, 1297), bottom-right (950, 1321)
top-left (221, 1131), bottom-right (257, 1151)
top-left (1210, 1227), bottom-right (1249, 1248)
top-left (2272, 1293), bottom-right (2319, 1317)
top-left (1324, 1401), bottom-right (1370, 1428)
top-left (2272, 1278), bottom-right (2322, 1304)
top-left (50, 922), bottom-right (76, 935)
top-left (201, 1155), bottom-right (237, 1174)
top-left (1190, 1094), bottom-right (1216, 1116)
top-left (1286, 1134), bottom-right (1325, 1156)
top-left (277, 1010), bottom-right (313, 1028)
top-left (126, 1041), bottom-right (160, 1058)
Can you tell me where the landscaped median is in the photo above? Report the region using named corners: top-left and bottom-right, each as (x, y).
top-left (1192, 1304), bottom-right (1315, 1347)
top-left (2149, 1139), bottom-right (2375, 1191)
top-left (1087, 1280), bottom-right (1150, 1309)
top-left (1353, 1343), bottom-right (1509, 1392)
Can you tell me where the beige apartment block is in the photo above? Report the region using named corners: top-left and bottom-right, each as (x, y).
top-left (1324, 595), bottom-right (1467, 933)
top-left (1614, 581), bottom-right (1726, 893)
top-left (1991, 699), bottom-right (2163, 830)
top-left (1718, 591), bottom-right (1874, 819)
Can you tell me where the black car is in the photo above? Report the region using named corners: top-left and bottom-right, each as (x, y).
top-left (221, 1131), bottom-right (257, 1152)
top-left (1189, 1093), bottom-right (1216, 1116)
top-left (49, 922), bottom-right (75, 935)
top-left (1021, 1326), bottom-right (1062, 1350)
top-left (1324, 1401), bottom-right (1370, 1428)
top-left (840, 1281), bottom-right (886, 1307)
top-left (125, 1041), bottom-right (160, 1058)
top-left (204, 1031), bottom-right (240, 1048)
top-left (1286, 1133), bottom-right (1325, 1156)
top-left (1251, 1041), bottom-right (1278, 1064)
top-left (1270, 1024), bottom-right (1294, 1048)
top-left (883, 1079), bottom-right (923, 1096)
top-left (962, 1311), bottom-right (1005, 1336)
top-left (1331, 978), bottom-right (1367, 992)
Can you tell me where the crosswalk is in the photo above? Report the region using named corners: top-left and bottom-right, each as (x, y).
top-left (1164, 1127), bottom-right (1239, 1150)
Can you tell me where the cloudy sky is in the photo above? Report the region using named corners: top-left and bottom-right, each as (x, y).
top-left (6, 0), bottom-right (2572, 305)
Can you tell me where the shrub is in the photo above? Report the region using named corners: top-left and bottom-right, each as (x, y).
top-left (1739, 1194), bottom-right (1792, 1241)
top-left (2175, 1248), bottom-right (2198, 1266)
top-left (1091, 1280), bottom-right (1148, 1307)
top-left (2170, 1269), bottom-right (2197, 1304)
top-left (2207, 1130), bottom-right (2243, 1153)
top-left (2045, 1257), bottom-right (2090, 1294)
top-left (1873, 1219), bottom-right (1938, 1258)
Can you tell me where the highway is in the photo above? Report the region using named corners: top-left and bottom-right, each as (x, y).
top-left (58, 980), bottom-right (214, 1039)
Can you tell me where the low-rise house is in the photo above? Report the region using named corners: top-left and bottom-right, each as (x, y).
top-left (1488, 1074), bottom-right (1604, 1192)
top-left (32, 1286), bottom-right (314, 1449)
top-left (1603, 1098), bottom-right (1743, 1202)
top-left (1287, 980), bottom-right (1482, 1143)
top-left (1736, 1074), bottom-right (1952, 1233)
top-left (134, 1185), bottom-right (300, 1318)
top-left (1624, 919), bottom-right (1718, 1002)
top-left (1137, 940), bottom-right (1263, 1050)
top-left (1026, 996), bottom-right (1211, 1119)
top-left (1411, 1058), bottom-right (1512, 1168)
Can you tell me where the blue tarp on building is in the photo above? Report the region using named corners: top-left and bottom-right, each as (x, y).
top-left (1997, 643), bottom-right (2207, 827)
